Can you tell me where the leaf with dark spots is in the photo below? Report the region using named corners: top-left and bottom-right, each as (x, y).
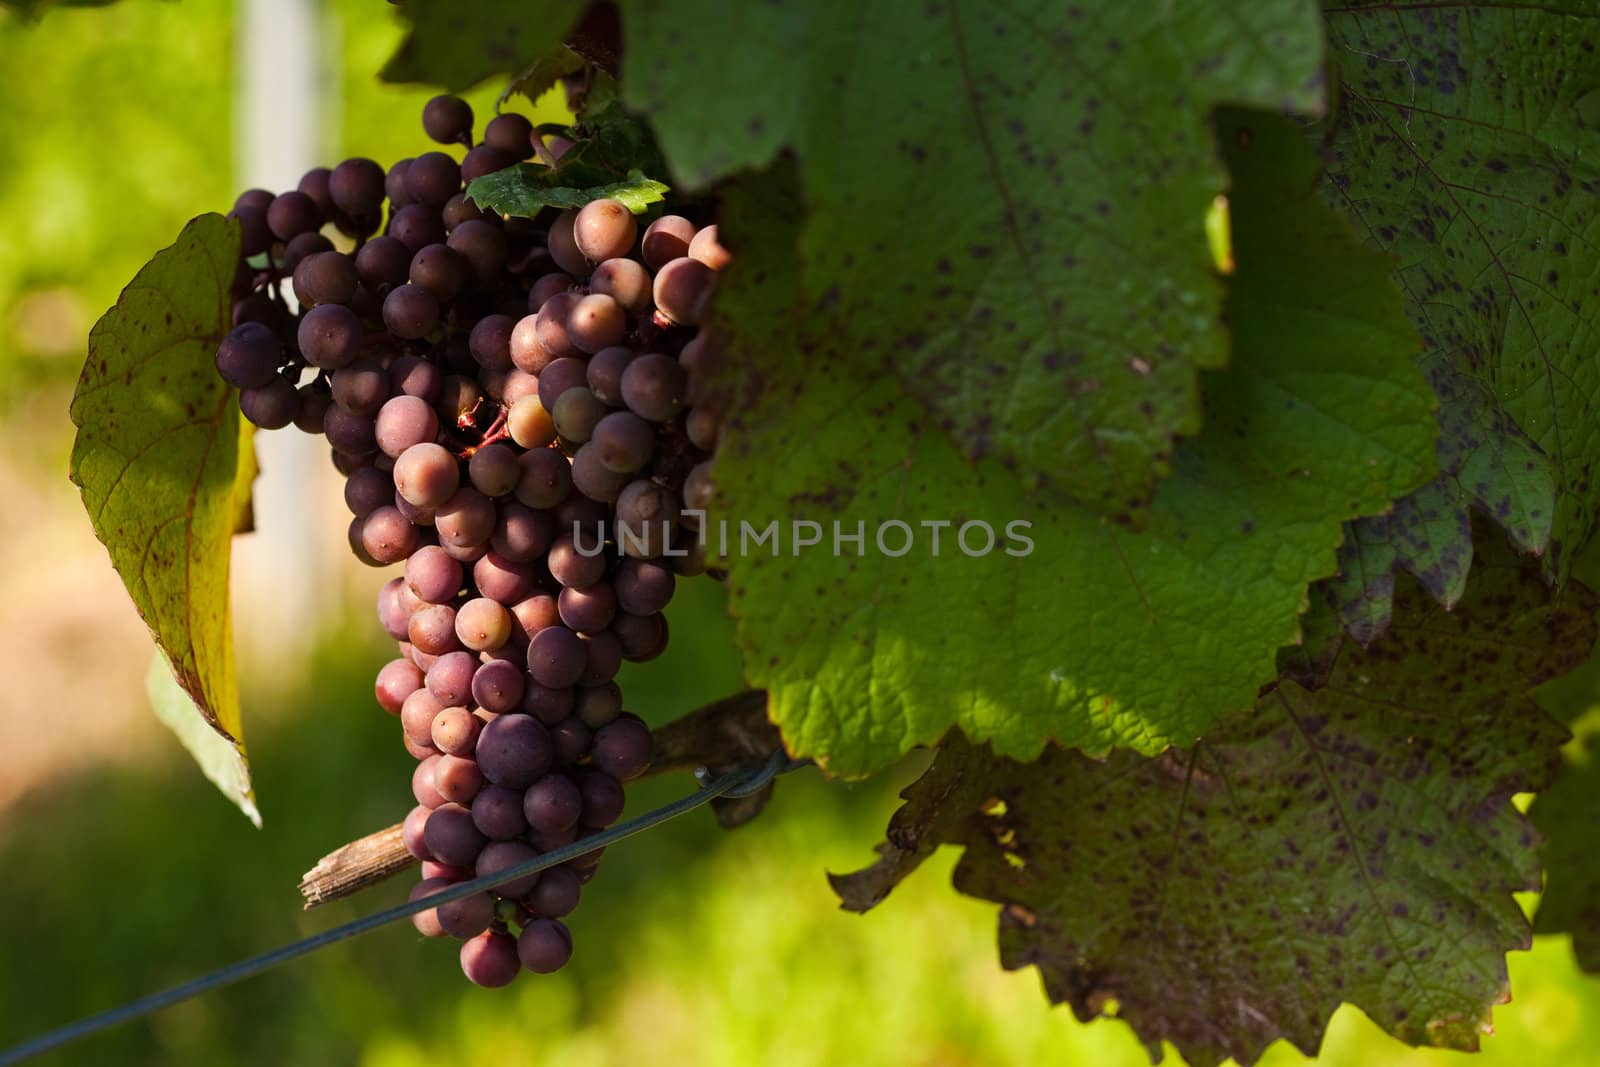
top-left (380, 0), bottom-right (583, 92)
top-left (1319, 0), bottom-right (1600, 632)
top-left (839, 548), bottom-right (1594, 1066)
top-left (706, 113), bottom-right (1434, 775)
top-left (68, 214), bottom-right (259, 822)
top-left (624, 0), bottom-right (1327, 520)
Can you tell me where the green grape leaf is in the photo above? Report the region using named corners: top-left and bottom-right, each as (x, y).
top-left (707, 111), bottom-right (1435, 775)
top-left (626, 0), bottom-right (1327, 518)
top-left (507, 43), bottom-right (585, 104)
top-left (380, 0), bottom-right (583, 92)
top-left (466, 165), bottom-right (667, 217)
top-left (839, 550), bottom-right (1594, 1066)
top-left (1531, 730), bottom-right (1600, 972)
top-left (1319, 0), bottom-right (1600, 636)
top-left (68, 213), bottom-right (258, 820)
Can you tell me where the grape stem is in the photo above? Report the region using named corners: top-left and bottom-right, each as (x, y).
top-left (297, 689), bottom-right (780, 908)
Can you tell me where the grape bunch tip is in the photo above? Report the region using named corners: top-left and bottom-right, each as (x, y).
top-left (216, 92), bottom-right (729, 988)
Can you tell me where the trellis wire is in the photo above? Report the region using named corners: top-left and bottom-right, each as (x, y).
top-left (0, 752), bottom-right (803, 1067)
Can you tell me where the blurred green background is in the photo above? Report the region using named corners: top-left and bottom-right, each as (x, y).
top-left (1, 2), bottom-right (1597, 1065)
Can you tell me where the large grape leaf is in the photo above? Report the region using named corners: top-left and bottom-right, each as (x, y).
top-left (380, 0), bottom-right (584, 92)
top-left (835, 550), bottom-right (1594, 1066)
top-left (624, 0), bottom-right (1326, 520)
top-left (705, 110), bottom-right (1434, 775)
top-left (1319, 0), bottom-right (1600, 638)
top-left (68, 213), bottom-right (259, 820)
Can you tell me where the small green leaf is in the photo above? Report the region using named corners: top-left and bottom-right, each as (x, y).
top-left (381, 0), bottom-right (584, 92)
top-left (841, 547), bottom-right (1594, 1066)
top-left (506, 43), bottom-right (585, 104)
top-left (467, 165), bottom-right (668, 217)
top-left (69, 213), bottom-right (257, 818)
top-left (147, 652), bottom-right (258, 827)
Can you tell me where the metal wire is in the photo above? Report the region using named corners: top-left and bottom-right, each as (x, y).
top-left (0, 752), bottom-right (805, 1067)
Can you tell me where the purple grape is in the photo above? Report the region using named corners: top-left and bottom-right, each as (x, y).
top-left (590, 258), bottom-right (651, 313)
top-left (528, 866), bottom-right (582, 918)
top-left (355, 235), bottom-right (412, 289)
top-left (593, 716), bottom-right (654, 781)
top-left (515, 448), bottom-right (573, 509)
top-left (331, 358), bottom-right (389, 415)
top-left (653, 256), bottom-right (715, 325)
top-left (527, 626), bottom-right (587, 688)
top-left (462, 931), bottom-right (521, 987)
top-left (472, 659), bottom-right (526, 714)
top-left (476, 840), bottom-right (540, 899)
top-left (438, 891), bottom-right (495, 940)
top-left (298, 304), bottom-right (362, 369)
top-left (550, 716), bottom-right (591, 765)
top-left (395, 443), bottom-right (461, 507)
top-left (620, 352), bottom-right (686, 421)
top-left (403, 804), bottom-right (434, 861)
top-left (409, 603), bottom-right (463, 655)
top-left (585, 345), bottom-right (636, 405)
top-left (640, 215), bottom-right (694, 269)
top-left (520, 682), bottom-right (575, 725)
top-left (613, 558), bottom-right (675, 615)
top-left (578, 770), bottom-right (626, 828)
top-left (239, 379), bottom-right (298, 429)
top-left (434, 754), bottom-right (483, 805)
top-left (376, 658), bottom-right (424, 716)
top-left (215, 322), bottom-right (281, 388)
top-left (409, 877), bottom-right (452, 938)
top-left (473, 552), bottom-right (538, 604)
top-left (492, 503), bottom-right (554, 563)
top-left (575, 682), bottom-right (622, 728)
top-left (558, 583), bottom-right (616, 634)
top-left (472, 784), bottom-right (530, 839)
top-left (361, 506), bottom-right (421, 564)
top-left (413, 756), bottom-right (447, 808)
top-left (476, 713), bottom-right (554, 789)
top-left (426, 652), bottom-right (479, 710)
top-left (523, 774), bottom-right (582, 833)
top-left (375, 394), bottom-right (440, 458)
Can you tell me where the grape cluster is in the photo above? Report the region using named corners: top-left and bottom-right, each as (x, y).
top-left (211, 94), bottom-right (727, 988)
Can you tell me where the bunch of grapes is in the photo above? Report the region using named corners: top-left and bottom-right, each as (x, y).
top-left (211, 94), bottom-right (728, 988)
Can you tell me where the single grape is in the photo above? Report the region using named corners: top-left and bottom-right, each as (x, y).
top-left (377, 578), bottom-right (411, 640)
top-left (688, 223), bottom-right (732, 269)
top-left (517, 919), bottom-right (573, 974)
top-left (527, 822), bottom-right (577, 852)
top-left (431, 703), bottom-right (483, 756)
top-left (485, 113), bottom-right (535, 156)
top-left (329, 157), bottom-right (386, 215)
top-left (614, 558), bottom-right (676, 615)
top-left (395, 442), bottom-right (461, 508)
top-left (591, 411), bottom-right (654, 473)
top-left (570, 443), bottom-right (626, 504)
top-left (462, 931), bottom-right (522, 987)
top-left (553, 388), bottom-right (606, 445)
top-left (468, 442), bottom-right (522, 497)
top-left (415, 756), bottom-right (452, 811)
top-left (472, 784), bottom-right (530, 839)
top-left (640, 215), bottom-right (695, 269)
top-left (374, 395), bottom-right (439, 459)
top-left (473, 552), bottom-right (537, 604)
top-left (615, 479), bottom-right (680, 557)
top-left (401, 687), bottom-right (445, 746)
top-left (546, 210), bottom-right (587, 276)
top-left (281, 231), bottom-right (334, 273)
top-left (492, 503), bottom-right (554, 563)
top-left (573, 198), bottom-right (637, 262)
top-left (239, 378), bottom-right (298, 429)
top-left (685, 406), bottom-right (720, 451)
top-left (507, 395), bottom-right (556, 449)
top-left (528, 867), bottom-right (581, 918)
top-left (385, 158), bottom-right (414, 206)
top-left (447, 219), bottom-right (509, 280)
top-left (468, 314), bottom-right (515, 371)
top-left (438, 890), bottom-right (496, 942)
top-left (436, 487), bottom-right (496, 548)
top-left (388, 203), bottom-right (446, 251)
top-left (619, 353), bottom-right (686, 421)
top-left (406, 151), bottom-right (462, 206)
top-left (523, 773), bottom-right (582, 833)
top-left (344, 465), bottom-right (392, 517)
top-left (585, 346), bottom-right (636, 406)
top-left (653, 256), bottom-right (716, 325)
top-left (549, 715), bottom-right (591, 765)
top-left (461, 143), bottom-right (516, 183)
top-left (295, 168), bottom-right (333, 217)
top-left (575, 682), bottom-right (622, 728)
top-left (297, 304), bottom-right (362, 369)
top-left (442, 191), bottom-right (483, 230)
top-left (613, 611), bottom-right (668, 662)
top-left (672, 537), bottom-right (710, 577)
top-left (566, 292), bottom-right (626, 354)
top-left (527, 626), bottom-right (587, 689)
top-left (593, 716), bottom-right (654, 781)
top-left (509, 594), bottom-right (561, 644)
top-left (325, 406), bottom-right (378, 457)
top-left (390, 354), bottom-right (443, 402)
top-left (230, 205), bottom-right (272, 257)
top-left (535, 291), bottom-right (581, 360)
top-left (457, 597), bottom-right (513, 652)
top-left (508, 313), bottom-right (551, 374)
top-left (410, 602), bottom-right (464, 655)
top-left (291, 250), bottom-right (357, 307)
top-left (546, 533), bottom-right (607, 588)
top-left (422, 94), bottom-right (474, 145)
top-left (425, 649), bottom-right (478, 707)
top-left (476, 840), bottom-right (541, 899)
top-left (514, 448), bottom-right (573, 509)
top-left (683, 460), bottom-right (714, 515)
top-left (589, 258), bottom-right (652, 314)
top-left (528, 272), bottom-right (575, 311)
top-left (557, 583), bottom-right (616, 634)
top-left (383, 283), bottom-right (439, 339)
top-left (376, 658), bottom-right (425, 715)
top-left (434, 753), bottom-right (484, 804)
top-left (577, 770), bottom-right (626, 827)
top-left (410, 243), bottom-right (470, 302)
top-left (233, 187), bottom-right (274, 214)
top-left (443, 539), bottom-right (490, 565)
top-left (331, 358), bottom-right (389, 415)
top-left (476, 713), bottom-right (554, 789)
top-left (293, 385), bottom-right (333, 436)
top-left (472, 659), bottom-right (526, 714)
top-left (266, 190), bottom-right (322, 241)
top-left (354, 234), bottom-right (412, 289)
top-left (520, 682), bottom-right (575, 725)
